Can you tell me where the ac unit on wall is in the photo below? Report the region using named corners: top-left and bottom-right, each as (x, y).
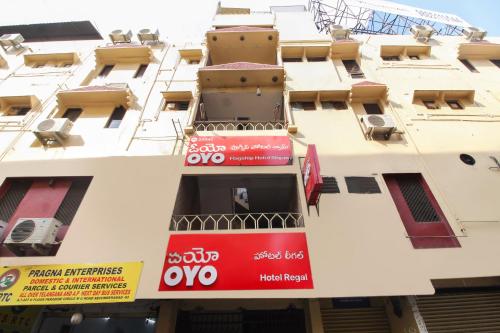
top-left (410, 25), bottom-right (434, 42)
top-left (330, 25), bottom-right (350, 40)
top-left (361, 114), bottom-right (397, 140)
top-left (0, 33), bottom-right (25, 51)
top-left (462, 27), bottom-right (487, 41)
top-left (4, 218), bottom-right (62, 255)
top-left (33, 118), bottom-right (73, 145)
top-left (109, 29), bottom-right (133, 44)
top-left (137, 28), bottom-right (160, 44)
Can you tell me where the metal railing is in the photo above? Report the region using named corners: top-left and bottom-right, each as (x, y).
top-left (170, 212), bottom-right (304, 231)
top-left (193, 120), bottom-right (287, 131)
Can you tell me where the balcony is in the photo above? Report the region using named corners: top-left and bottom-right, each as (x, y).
top-left (170, 174), bottom-right (303, 231)
top-left (187, 62), bottom-right (290, 133)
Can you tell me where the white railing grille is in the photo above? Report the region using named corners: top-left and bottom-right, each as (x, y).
top-left (194, 120), bottom-right (287, 131)
top-left (170, 212), bottom-right (304, 231)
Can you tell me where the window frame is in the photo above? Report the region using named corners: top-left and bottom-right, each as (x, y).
top-left (62, 108), bottom-right (83, 122)
top-left (422, 100), bottom-right (440, 110)
top-left (459, 59), bottom-right (479, 73)
top-left (290, 101), bottom-right (316, 111)
top-left (133, 64), bottom-right (148, 78)
top-left (362, 103), bottom-right (383, 115)
top-left (446, 100), bottom-right (463, 110)
top-left (104, 105), bottom-right (126, 128)
top-left (98, 64), bottom-right (114, 78)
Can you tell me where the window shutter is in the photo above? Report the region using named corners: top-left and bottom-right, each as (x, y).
top-left (345, 177), bottom-right (381, 194)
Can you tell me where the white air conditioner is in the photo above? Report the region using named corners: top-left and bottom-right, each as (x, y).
top-left (137, 28), bottom-right (160, 44)
top-left (361, 114), bottom-right (397, 140)
top-left (0, 221), bottom-right (8, 239)
top-left (109, 29), bottom-right (133, 44)
top-left (4, 218), bottom-right (62, 255)
top-left (33, 118), bottom-right (73, 145)
top-left (462, 26), bottom-right (487, 41)
top-left (331, 24), bottom-right (350, 40)
top-left (410, 25), bottom-right (434, 42)
top-left (0, 33), bottom-right (25, 51)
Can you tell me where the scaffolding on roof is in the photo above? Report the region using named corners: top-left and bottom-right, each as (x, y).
top-left (308, 0), bottom-right (470, 36)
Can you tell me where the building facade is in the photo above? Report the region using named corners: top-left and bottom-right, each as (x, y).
top-left (0, 2), bottom-right (500, 332)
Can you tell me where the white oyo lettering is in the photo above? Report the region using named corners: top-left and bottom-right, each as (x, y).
top-left (187, 153), bottom-right (225, 165)
top-left (164, 266), bottom-right (183, 286)
top-left (183, 265), bottom-right (201, 287)
top-left (163, 265), bottom-right (218, 287)
top-left (198, 265), bottom-right (217, 286)
top-left (187, 154), bottom-right (201, 164)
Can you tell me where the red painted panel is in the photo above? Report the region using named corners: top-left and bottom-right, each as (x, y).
top-left (159, 233), bottom-right (313, 291)
top-left (1, 180), bottom-right (71, 245)
top-left (384, 174), bottom-right (460, 249)
top-left (302, 144), bottom-right (323, 205)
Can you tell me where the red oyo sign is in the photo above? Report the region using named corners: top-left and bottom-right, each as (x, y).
top-left (185, 136), bottom-right (292, 166)
top-left (158, 233), bottom-right (313, 291)
top-left (303, 144), bottom-right (323, 205)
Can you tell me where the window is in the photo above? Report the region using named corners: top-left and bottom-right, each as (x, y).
top-left (409, 55), bottom-right (420, 60)
top-left (62, 108), bottom-right (82, 122)
top-left (291, 101), bottom-right (316, 111)
top-left (321, 101), bottom-right (347, 110)
top-left (0, 177), bottom-right (92, 257)
top-left (459, 59), bottom-right (478, 73)
top-left (363, 103), bottom-right (383, 115)
top-left (423, 100), bottom-right (439, 110)
top-left (283, 57), bottom-right (302, 63)
top-left (446, 100), bottom-right (463, 110)
top-left (384, 173), bottom-right (460, 249)
top-left (163, 101), bottom-right (190, 111)
top-left (34, 63), bottom-right (46, 68)
top-left (105, 105), bottom-right (126, 128)
top-left (321, 177), bottom-right (340, 193)
top-left (7, 106), bottom-right (31, 116)
top-left (491, 59), bottom-right (500, 68)
top-left (98, 64), bottom-right (114, 77)
top-left (307, 56), bottom-right (327, 62)
top-left (133, 64), bottom-right (148, 78)
top-left (342, 59), bottom-right (365, 79)
top-left (232, 187), bottom-right (250, 213)
top-left (345, 177), bottom-right (381, 194)
top-left (187, 59), bottom-right (200, 65)
top-left (382, 56), bottom-right (400, 61)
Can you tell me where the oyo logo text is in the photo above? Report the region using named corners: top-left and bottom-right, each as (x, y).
top-left (163, 265), bottom-right (217, 287)
top-left (186, 153), bottom-right (225, 165)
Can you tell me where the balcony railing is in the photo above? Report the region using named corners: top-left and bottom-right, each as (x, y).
top-left (193, 120), bottom-right (287, 131)
top-left (170, 212), bottom-right (304, 231)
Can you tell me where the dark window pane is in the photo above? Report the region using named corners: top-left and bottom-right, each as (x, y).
top-left (0, 180), bottom-right (32, 222)
top-left (307, 57), bottom-right (327, 62)
top-left (9, 106), bottom-right (31, 116)
top-left (363, 103), bottom-right (382, 115)
top-left (321, 177), bottom-right (340, 193)
top-left (105, 105), bottom-right (126, 128)
top-left (459, 59), bottom-right (478, 72)
top-left (291, 101), bottom-right (315, 111)
top-left (490, 59), bottom-right (500, 68)
top-left (382, 56), bottom-right (400, 61)
top-left (446, 100), bottom-right (463, 110)
top-left (62, 108), bottom-right (82, 122)
top-left (345, 177), bottom-right (381, 194)
top-left (54, 178), bottom-right (92, 225)
top-left (423, 100), bottom-right (439, 109)
top-left (396, 174), bottom-right (440, 222)
top-left (164, 101), bottom-right (190, 111)
top-left (321, 101), bottom-right (347, 110)
top-left (342, 59), bottom-right (365, 78)
top-left (133, 64), bottom-right (148, 78)
top-left (409, 55), bottom-right (420, 60)
top-left (283, 57), bottom-right (302, 62)
top-left (98, 64), bottom-right (114, 77)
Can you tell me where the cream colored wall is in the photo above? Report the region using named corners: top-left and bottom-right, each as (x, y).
top-left (0, 9), bottom-right (500, 301)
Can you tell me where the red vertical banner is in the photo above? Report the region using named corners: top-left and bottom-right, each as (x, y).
top-left (302, 145), bottom-right (322, 205)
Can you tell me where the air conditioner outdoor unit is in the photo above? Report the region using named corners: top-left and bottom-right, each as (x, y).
top-left (410, 25), bottom-right (434, 42)
top-left (137, 28), bottom-right (160, 44)
top-left (361, 114), bottom-right (397, 140)
top-left (33, 118), bottom-right (73, 145)
top-left (0, 33), bottom-right (25, 51)
top-left (4, 218), bottom-right (62, 255)
top-left (462, 27), bottom-right (487, 41)
top-left (0, 221), bottom-right (8, 238)
top-left (109, 29), bottom-right (133, 44)
top-left (331, 24), bottom-right (351, 40)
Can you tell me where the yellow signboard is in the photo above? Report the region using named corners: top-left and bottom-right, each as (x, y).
top-left (0, 262), bottom-right (143, 306)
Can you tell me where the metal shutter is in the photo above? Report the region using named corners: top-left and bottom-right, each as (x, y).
top-left (396, 175), bottom-right (439, 222)
top-left (0, 180), bottom-right (31, 222)
top-left (54, 178), bottom-right (91, 225)
top-left (345, 177), bottom-right (381, 194)
top-left (321, 177), bottom-right (340, 193)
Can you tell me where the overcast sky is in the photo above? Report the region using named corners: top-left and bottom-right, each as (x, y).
top-left (2, 0), bottom-right (497, 41)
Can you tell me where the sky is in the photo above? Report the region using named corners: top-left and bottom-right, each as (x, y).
top-left (1, 0), bottom-right (499, 39)
top-left (396, 0), bottom-right (500, 35)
